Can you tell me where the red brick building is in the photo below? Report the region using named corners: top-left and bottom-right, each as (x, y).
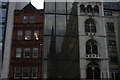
top-left (9, 3), bottom-right (44, 79)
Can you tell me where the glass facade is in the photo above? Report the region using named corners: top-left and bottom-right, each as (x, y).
top-left (44, 2), bottom-right (80, 78)
top-left (0, 2), bottom-right (8, 59)
top-left (106, 22), bottom-right (119, 79)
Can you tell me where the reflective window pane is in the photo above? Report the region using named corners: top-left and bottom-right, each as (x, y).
top-left (14, 67), bottom-right (20, 78)
top-left (16, 48), bottom-right (21, 58)
top-left (67, 2), bottom-right (74, 14)
top-left (17, 30), bottom-right (23, 40)
top-left (45, 15), bottom-right (55, 35)
top-left (32, 67), bottom-right (38, 78)
top-left (30, 16), bottom-right (35, 23)
top-left (2, 9), bottom-right (7, 17)
top-left (56, 2), bottom-right (66, 14)
top-left (25, 30), bottom-right (31, 40)
top-left (22, 67), bottom-right (30, 78)
top-left (24, 48), bottom-right (30, 58)
top-left (23, 16), bottom-right (28, 23)
top-left (33, 48), bottom-right (38, 58)
top-left (56, 15), bottom-right (66, 35)
top-left (45, 2), bottom-right (55, 13)
top-left (34, 30), bottom-right (39, 40)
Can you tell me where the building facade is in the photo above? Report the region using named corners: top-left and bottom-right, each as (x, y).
top-left (0, 2), bottom-right (9, 79)
top-left (44, 1), bottom-right (120, 80)
top-left (78, 2), bottom-right (110, 79)
top-left (1, 1), bottom-right (30, 79)
top-left (8, 3), bottom-right (43, 79)
top-left (103, 2), bottom-right (120, 79)
top-left (44, 1), bottom-right (80, 79)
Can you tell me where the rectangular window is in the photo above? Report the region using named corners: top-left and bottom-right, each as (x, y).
top-left (24, 48), bottom-right (30, 58)
top-left (23, 16), bottom-right (28, 23)
top-left (32, 67), bottom-right (38, 78)
top-left (30, 16), bottom-right (35, 23)
top-left (34, 30), bottom-right (39, 40)
top-left (33, 48), bottom-right (38, 58)
top-left (109, 40), bottom-right (116, 47)
top-left (22, 67), bottom-right (29, 78)
top-left (25, 30), bottom-right (31, 40)
top-left (2, 9), bottom-right (7, 17)
top-left (56, 2), bottom-right (66, 14)
top-left (110, 53), bottom-right (118, 64)
top-left (104, 11), bottom-right (112, 16)
top-left (14, 67), bottom-right (20, 78)
top-left (45, 2), bottom-right (55, 13)
top-left (16, 48), bottom-right (21, 58)
top-left (17, 30), bottom-right (23, 40)
top-left (107, 22), bottom-right (115, 32)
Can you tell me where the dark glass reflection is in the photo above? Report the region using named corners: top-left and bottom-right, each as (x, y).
top-left (43, 36), bottom-right (51, 59)
top-left (44, 2), bottom-right (79, 79)
top-left (2, 9), bottom-right (7, 17)
top-left (56, 2), bottom-right (66, 14)
top-left (56, 15), bottom-right (66, 35)
top-left (45, 2), bottom-right (55, 13)
top-left (56, 37), bottom-right (79, 59)
top-left (67, 2), bottom-right (74, 14)
top-left (45, 15), bottom-right (55, 35)
top-left (47, 36), bottom-right (79, 78)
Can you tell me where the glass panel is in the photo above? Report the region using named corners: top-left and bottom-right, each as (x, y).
top-left (92, 45), bottom-right (98, 54)
top-left (45, 15), bottom-right (55, 35)
top-left (45, 2), bottom-right (55, 13)
top-left (2, 2), bottom-right (8, 6)
top-left (23, 16), bottom-right (28, 23)
top-left (30, 16), bottom-right (35, 23)
top-left (56, 15), bottom-right (66, 35)
top-left (94, 67), bottom-right (101, 79)
top-left (87, 67), bottom-right (93, 79)
top-left (66, 15), bottom-right (78, 36)
top-left (17, 30), bottom-right (23, 40)
top-left (25, 30), bottom-right (31, 40)
top-left (24, 48), bottom-right (30, 58)
top-left (45, 37), bottom-right (80, 78)
top-left (107, 22), bottom-right (115, 32)
top-left (14, 67), bottom-right (20, 78)
top-left (43, 36), bottom-right (51, 59)
top-left (110, 53), bottom-right (119, 64)
top-left (86, 45), bottom-right (91, 54)
top-left (67, 2), bottom-right (74, 14)
top-left (22, 67), bottom-right (29, 78)
top-left (104, 11), bottom-right (112, 16)
top-left (56, 37), bottom-right (79, 60)
top-left (34, 30), bottom-right (39, 40)
top-left (2, 9), bottom-right (7, 17)
top-left (56, 2), bottom-right (66, 14)
top-left (0, 29), bottom-right (2, 40)
top-left (16, 48), bottom-right (21, 58)
top-left (109, 40), bottom-right (116, 46)
top-left (32, 67), bottom-right (38, 78)
top-left (33, 48), bottom-right (38, 58)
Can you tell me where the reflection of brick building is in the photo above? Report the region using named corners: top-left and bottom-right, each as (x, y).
top-left (9, 3), bottom-right (44, 79)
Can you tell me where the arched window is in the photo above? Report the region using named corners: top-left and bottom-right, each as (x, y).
top-left (80, 4), bottom-right (85, 12)
top-left (87, 67), bottom-right (93, 79)
top-left (94, 5), bottom-right (99, 13)
top-left (87, 5), bottom-right (93, 12)
top-left (86, 40), bottom-right (98, 54)
top-left (86, 62), bottom-right (101, 79)
top-left (85, 18), bottom-right (96, 33)
top-left (94, 67), bottom-right (101, 79)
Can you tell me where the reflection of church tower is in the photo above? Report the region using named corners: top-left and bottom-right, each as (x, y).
top-left (48, 27), bottom-right (56, 59)
top-left (47, 27), bottom-right (57, 78)
top-left (58, 2), bottom-right (80, 78)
